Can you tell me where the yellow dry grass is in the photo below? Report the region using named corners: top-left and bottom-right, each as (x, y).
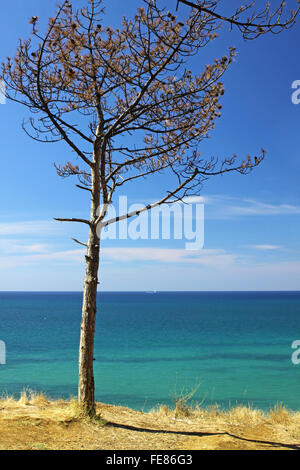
top-left (0, 392), bottom-right (300, 450)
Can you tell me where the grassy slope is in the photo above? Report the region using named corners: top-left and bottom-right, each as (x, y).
top-left (0, 392), bottom-right (300, 450)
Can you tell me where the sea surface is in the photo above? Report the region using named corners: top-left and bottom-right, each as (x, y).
top-left (0, 291), bottom-right (300, 411)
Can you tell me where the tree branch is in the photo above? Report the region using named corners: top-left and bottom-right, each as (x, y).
top-left (54, 217), bottom-right (91, 226)
top-left (101, 168), bottom-right (199, 227)
top-left (72, 238), bottom-right (88, 247)
top-left (177, 0), bottom-right (300, 40)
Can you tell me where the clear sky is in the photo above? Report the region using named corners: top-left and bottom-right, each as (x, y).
top-left (1, 0), bottom-right (300, 291)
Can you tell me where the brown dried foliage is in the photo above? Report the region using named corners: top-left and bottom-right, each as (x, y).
top-left (1, 0), bottom-right (269, 222)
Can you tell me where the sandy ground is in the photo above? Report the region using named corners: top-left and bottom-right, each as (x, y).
top-left (0, 396), bottom-right (300, 450)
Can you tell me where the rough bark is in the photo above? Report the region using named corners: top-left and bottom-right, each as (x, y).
top-left (78, 164), bottom-right (100, 415)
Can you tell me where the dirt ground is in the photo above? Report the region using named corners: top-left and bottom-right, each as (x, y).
top-left (0, 396), bottom-right (300, 450)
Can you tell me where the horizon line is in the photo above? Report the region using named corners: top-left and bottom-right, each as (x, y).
top-left (0, 290), bottom-right (300, 294)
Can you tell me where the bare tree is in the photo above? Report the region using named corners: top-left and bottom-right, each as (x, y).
top-left (176, 0), bottom-right (300, 40)
top-left (2, 0), bottom-right (284, 415)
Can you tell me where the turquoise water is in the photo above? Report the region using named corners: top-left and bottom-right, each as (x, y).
top-left (0, 291), bottom-right (300, 411)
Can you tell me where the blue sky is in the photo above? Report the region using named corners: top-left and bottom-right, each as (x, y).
top-left (1, 0), bottom-right (300, 291)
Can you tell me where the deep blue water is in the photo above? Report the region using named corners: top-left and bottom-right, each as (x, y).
top-left (0, 291), bottom-right (300, 411)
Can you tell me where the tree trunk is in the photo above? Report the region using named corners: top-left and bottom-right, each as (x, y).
top-left (78, 227), bottom-right (100, 415)
top-left (78, 159), bottom-right (101, 416)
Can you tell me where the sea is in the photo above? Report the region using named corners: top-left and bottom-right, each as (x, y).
top-left (0, 291), bottom-right (300, 412)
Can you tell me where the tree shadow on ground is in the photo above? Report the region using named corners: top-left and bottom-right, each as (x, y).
top-left (106, 421), bottom-right (300, 450)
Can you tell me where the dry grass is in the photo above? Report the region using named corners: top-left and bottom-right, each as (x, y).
top-left (0, 391), bottom-right (300, 450)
